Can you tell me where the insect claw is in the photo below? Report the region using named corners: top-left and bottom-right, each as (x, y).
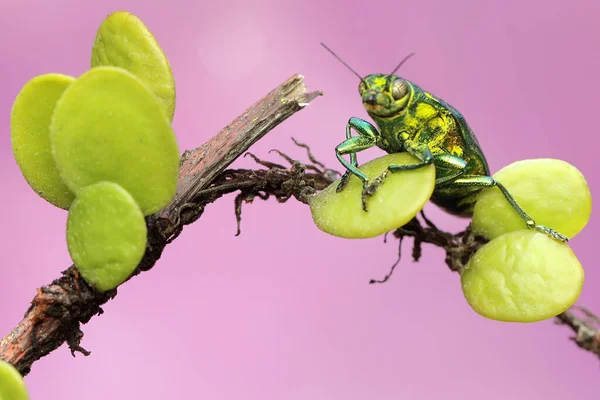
top-left (336, 172), bottom-right (350, 192)
top-left (533, 225), bottom-right (570, 243)
top-left (361, 194), bottom-right (369, 212)
top-left (553, 231), bottom-right (570, 243)
top-left (361, 180), bottom-right (379, 211)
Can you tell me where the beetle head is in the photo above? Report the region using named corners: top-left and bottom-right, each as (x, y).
top-left (359, 74), bottom-right (412, 118)
top-left (320, 43), bottom-right (415, 118)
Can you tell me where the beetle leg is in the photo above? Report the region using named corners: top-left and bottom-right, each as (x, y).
top-left (335, 117), bottom-right (379, 192)
top-left (440, 175), bottom-right (569, 242)
top-left (361, 160), bottom-right (428, 208)
top-left (361, 145), bottom-right (468, 210)
top-left (336, 123), bottom-right (358, 191)
top-left (359, 140), bottom-right (431, 210)
top-left (431, 154), bottom-right (468, 184)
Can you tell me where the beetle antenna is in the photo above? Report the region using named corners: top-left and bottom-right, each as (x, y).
top-left (320, 42), bottom-right (366, 85)
top-left (389, 52), bottom-right (416, 76)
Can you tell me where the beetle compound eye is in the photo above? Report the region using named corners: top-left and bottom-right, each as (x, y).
top-left (358, 80), bottom-right (367, 94)
top-left (391, 80), bottom-right (408, 100)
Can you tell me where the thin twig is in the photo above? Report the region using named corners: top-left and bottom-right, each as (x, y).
top-left (240, 145), bottom-right (600, 361)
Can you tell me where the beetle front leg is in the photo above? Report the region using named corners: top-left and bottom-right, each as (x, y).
top-left (440, 175), bottom-right (569, 242)
top-left (337, 121), bottom-right (360, 191)
top-left (335, 117), bottom-right (379, 192)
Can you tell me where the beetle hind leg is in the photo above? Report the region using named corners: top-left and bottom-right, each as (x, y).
top-left (440, 175), bottom-right (569, 242)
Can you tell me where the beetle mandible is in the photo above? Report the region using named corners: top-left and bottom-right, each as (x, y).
top-left (321, 43), bottom-right (568, 243)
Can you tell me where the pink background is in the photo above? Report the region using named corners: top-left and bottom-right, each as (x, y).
top-left (1, 0), bottom-right (599, 398)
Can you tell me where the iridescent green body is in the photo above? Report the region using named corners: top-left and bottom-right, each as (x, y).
top-left (332, 70), bottom-right (568, 243)
top-left (366, 77), bottom-right (489, 216)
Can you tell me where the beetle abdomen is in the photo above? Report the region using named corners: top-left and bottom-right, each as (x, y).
top-left (430, 188), bottom-right (481, 217)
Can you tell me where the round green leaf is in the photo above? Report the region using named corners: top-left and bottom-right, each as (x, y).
top-left (309, 153), bottom-right (436, 238)
top-left (67, 181), bottom-right (147, 292)
top-left (50, 66), bottom-right (180, 215)
top-left (0, 360), bottom-right (29, 400)
top-left (91, 11), bottom-right (176, 121)
top-left (10, 73), bottom-right (76, 209)
top-left (472, 158), bottom-right (592, 241)
top-left (461, 229), bottom-right (584, 323)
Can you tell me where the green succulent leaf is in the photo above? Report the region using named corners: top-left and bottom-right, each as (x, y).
top-left (50, 66), bottom-right (180, 215)
top-left (91, 11), bottom-right (176, 121)
top-left (67, 181), bottom-right (147, 292)
top-left (309, 153), bottom-right (436, 238)
top-left (461, 229), bottom-right (584, 323)
top-left (0, 360), bottom-right (29, 400)
top-left (472, 158), bottom-right (592, 240)
top-left (10, 73), bottom-right (76, 209)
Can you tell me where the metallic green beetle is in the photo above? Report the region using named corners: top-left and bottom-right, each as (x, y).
top-left (322, 43), bottom-right (568, 243)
